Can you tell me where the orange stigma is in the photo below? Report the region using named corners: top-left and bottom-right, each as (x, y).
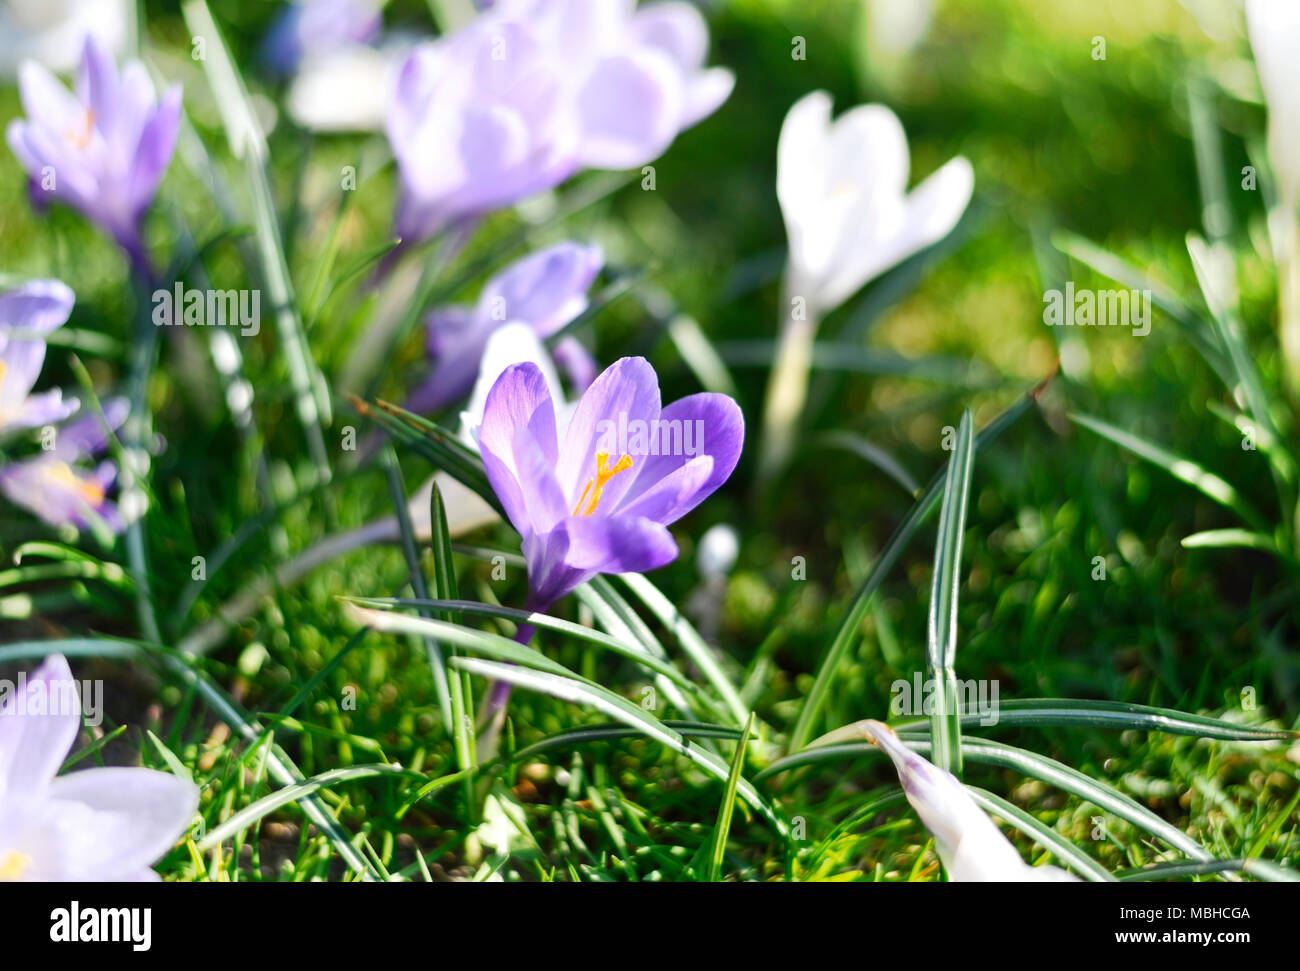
top-left (572, 451), bottom-right (633, 517)
top-left (47, 462), bottom-right (106, 507)
top-left (65, 108), bottom-right (96, 149)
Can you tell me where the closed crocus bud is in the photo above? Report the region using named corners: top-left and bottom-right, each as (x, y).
top-left (0, 0), bottom-right (129, 78)
top-left (777, 91), bottom-right (973, 314)
top-left (0, 655), bottom-right (198, 881)
top-left (1245, 0), bottom-right (1300, 395)
top-left (1246, 0), bottom-right (1300, 208)
top-left (5, 37), bottom-right (181, 275)
top-left (409, 242), bottom-right (603, 415)
top-left (862, 720), bottom-right (1079, 882)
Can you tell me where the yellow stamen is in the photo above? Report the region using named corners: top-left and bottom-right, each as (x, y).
top-left (572, 450), bottom-right (633, 518)
top-left (64, 108), bottom-right (96, 149)
top-left (0, 850), bottom-right (31, 880)
top-left (46, 461), bottom-right (105, 507)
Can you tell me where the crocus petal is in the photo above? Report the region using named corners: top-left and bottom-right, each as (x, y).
top-left (552, 335), bottom-right (598, 394)
top-left (630, 2), bottom-right (709, 70)
top-left (511, 421), bottom-right (569, 533)
top-left (77, 36), bottom-right (120, 141)
top-left (3, 389), bottom-right (78, 432)
top-left (44, 766), bottom-right (198, 878)
top-left (574, 48), bottom-right (685, 170)
top-left (408, 472), bottom-right (499, 537)
top-left (556, 356), bottom-right (661, 509)
top-left (128, 84), bottom-right (181, 214)
top-left (682, 66), bottom-right (734, 129)
top-left (52, 395), bottom-right (128, 459)
top-left (617, 392), bottom-right (743, 524)
top-left (479, 242), bottom-right (604, 338)
top-left (0, 655), bottom-right (80, 798)
top-left (0, 278), bottom-right (75, 336)
top-left (820, 154), bottom-right (972, 310)
top-left (460, 321), bottom-right (567, 448)
top-left (563, 513), bottom-right (678, 574)
top-left (479, 362), bottom-right (560, 535)
top-left (864, 720), bottom-right (1079, 882)
top-left (17, 59), bottom-right (84, 134)
top-left (1247, 0), bottom-right (1300, 204)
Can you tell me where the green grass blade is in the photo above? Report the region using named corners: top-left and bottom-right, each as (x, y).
top-left (967, 787), bottom-right (1115, 882)
top-left (706, 712), bottom-right (755, 881)
top-left (1070, 411), bottom-right (1262, 527)
top-left (618, 572), bottom-right (748, 727)
top-left (449, 656), bottom-right (786, 835)
top-left (926, 409), bottom-right (974, 774)
top-left (788, 378), bottom-right (1045, 752)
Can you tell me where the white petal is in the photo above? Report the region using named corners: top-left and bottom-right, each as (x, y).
top-left (0, 654), bottom-right (80, 799)
top-left (1246, 0), bottom-right (1300, 202)
top-left (863, 720), bottom-right (1076, 882)
top-left (407, 473), bottom-right (500, 539)
top-left (39, 767), bottom-right (198, 879)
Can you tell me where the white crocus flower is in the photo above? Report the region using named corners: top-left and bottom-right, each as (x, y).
top-left (777, 91), bottom-right (973, 316)
top-left (0, 655), bottom-right (199, 881)
top-left (0, 0), bottom-right (129, 78)
top-left (1245, 0), bottom-right (1300, 394)
top-left (760, 91), bottom-right (973, 480)
top-left (861, 720), bottom-right (1078, 882)
top-left (408, 322), bottom-right (577, 538)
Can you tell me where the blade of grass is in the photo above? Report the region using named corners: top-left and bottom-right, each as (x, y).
top-left (788, 375), bottom-right (1047, 752)
top-left (926, 409), bottom-right (974, 774)
top-left (706, 712), bottom-right (755, 881)
top-left (1070, 411), bottom-right (1263, 528)
top-left (448, 656), bottom-right (786, 835)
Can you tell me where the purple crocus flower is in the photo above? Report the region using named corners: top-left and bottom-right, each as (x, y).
top-left (0, 654), bottom-right (198, 881)
top-left (478, 355), bottom-right (744, 611)
top-left (387, 0), bottom-right (733, 244)
top-left (0, 396), bottom-right (129, 533)
top-left (262, 0), bottom-right (382, 76)
top-left (5, 37), bottom-right (181, 274)
top-left (0, 279), bottom-right (78, 435)
top-left (408, 241), bottom-right (603, 415)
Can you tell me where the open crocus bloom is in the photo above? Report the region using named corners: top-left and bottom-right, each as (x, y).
top-left (0, 397), bottom-right (129, 533)
top-left (479, 355), bottom-right (743, 609)
top-left (0, 279), bottom-right (78, 435)
top-left (5, 36), bottom-right (181, 268)
top-left (861, 720), bottom-right (1078, 882)
top-left (0, 655), bottom-right (198, 881)
top-left (777, 91), bottom-right (973, 314)
top-left (409, 242), bottom-right (603, 415)
top-left (0, 0), bottom-right (129, 78)
top-left (387, 0), bottom-right (732, 243)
